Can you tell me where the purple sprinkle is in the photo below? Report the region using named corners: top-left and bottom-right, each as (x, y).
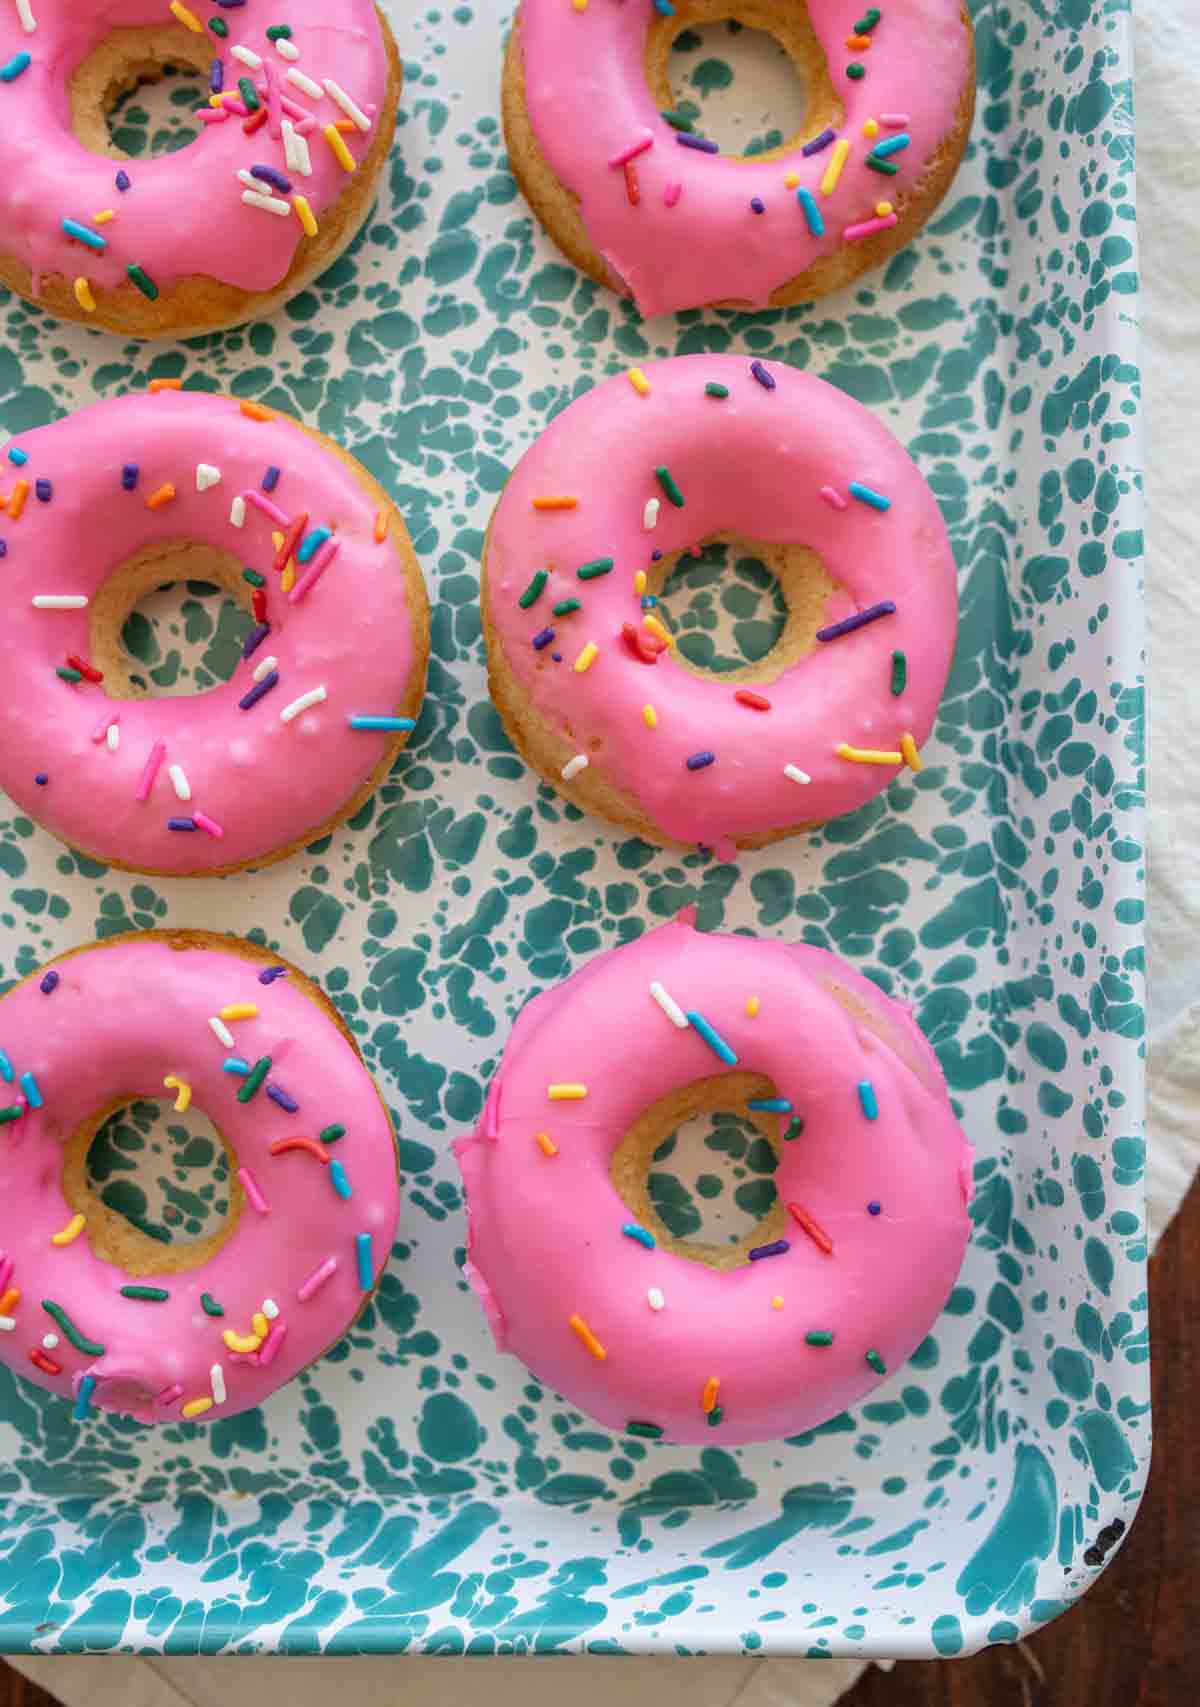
top-left (115, 169), bottom-right (131, 192)
top-left (210, 59), bottom-right (224, 94)
top-left (167, 817), bottom-right (197, 832)
top-left (801, 127), bottom-right (837, 156)
top-left (121, 464), bottom-right (138, 490)
top-left (266, 1082), bottom-right (299, 1113)
top-left (686, 751), bottom-right (715, 771)
top-left (651, 549), bottom-right (663, 562)
top-left (816, 600), bottom-right (896, 643)
top-left (242, 621), bottom-right (271, 660)
top-left (0, 542), bottom-right (7, 558)
top-left (262, 465), bottom-right (281, 492)
top-left (750, 360), bottom-right (776, 391)
top-left (40, 971), bottom-right (59, 995)
top-left (677, 132), bottom-right (719, 154)
top-left (868, 1201), bottom-right (882, 1216)
top-left (34, 479), bottom-right (51, 503)
top-left (238, 669), bottom-right (279, 711)
top-left (33, 771), bottom-right (46, 783)
top-left (258, 966), bottom-right (288, 985)
top-left (750, 196), bottom-right (765, 214)
top-left (551, 652), bottom-right (562, 662)
top-left (748, 1239), bottom-right (790, 1261)
top-left (250, 164), bottom-right (292, 194)
top-left (532, 627), bottom-right (555, 651)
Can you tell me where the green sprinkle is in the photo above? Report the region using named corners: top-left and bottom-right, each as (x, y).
top-left (237, 1055), bottom-right (272, 1103)
top-left (265, 24), bottom-right (294, 40)
top-left (854, 8), bottom-right (881, 32)
top-left (625, 1420), bottom-right (664, 1439)
top-left (243, 568), bottom-right (266, 588)
top-left (200, 1292), bottom-right (224, 1317)
top-left (891, 649), bottom-right (907, 696)
top-left (577, 558), bottom-right (614, 580)
top-left (238, 76), bottom-right (261, 113)
top-left (866, 1349), bottom-right (888, 1375)
top-left (208, 17), bottom-right (229, 37)
top-left (127, 263), bottom-right (159, 300)
top-left (120, 1285), bottom-right (169, 1302)
top-left (783, 1116), bottom-right (804, 1142)
top-left (42, 1300), bottom-right (106, 1357)
top-left (805, 1330), bottom-right (835, 1347)
top-left (865, 155), bottom-right (897, 175)
top-left (706, 1406), bottom-right (724, 1427)
top-left (552, 597), bottom-right (581, 617)
top-left (847, 63), bottom-right (866, 81)
top-left (660, 109), bottom-right (694, 132)
top-left (56, 666), bottom-right (82, 684)
top-left (518, 568), bottom-right (548, 609)
top-left (655, 465), bottom-right (685, 508)
top-left (0, 1106), bottom-right (23, 1125)
top-left (319, 1123), bottom-right (346, 1144)
top-left (705, 383), bottom-right (730, 399)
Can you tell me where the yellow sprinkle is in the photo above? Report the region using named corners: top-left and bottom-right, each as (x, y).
top-left (169, 0), bottom-right (203, 32)
top-left (820, 139), bottom-right (851, 196)
top-left (771, 1295), bottom-right (784, 1311)
top-left (900, 731), bottom-right (923, 772)
top-left (535, 1132), bottom-right (558, 1157)
top-left (51, 1214), bottom-right (86, 1248)
top-left (219, 1002), bottom-right (258, 1021)
top-left (374, 509), bottom-right (389, 544)
top-left (146, 482), bottom-right (176, 510)
top-left (548, 1083), bottom-right (588, 1101)
top-left (323, 123), bottom-right (357, 173)
top-left (73, 277), bottom-right (95, 313)
top-left (209, 93), bottom-right (225, 108)
top-left (182, 1397), bottom-right (213, 1419)
top-left (634, 569), bottom-right (647, 596)
top-left (271, 530), bottom-right (284, 551)
top-left (627, 366), bottom-right (651, 396)
top-left (568, 1313), bottom-right (606, 1360)
top-left (642, 614), bottom-right (674, 649)
top-left (252, 1311), bottom-right (269, 1339)
top-left (702, 1376), bottom-right (721, 1413)
top-left (92, 209), bottom-right (115, 225)
top-left (293, 193), bottom-right (318, 237)
top-left (572, 0), bottom-right (588, 12)
top-left (222, 1328), bottom-right (263, 1355)
top-left (573, 641), bottom-right (599, 674)
top-left (532, 495), bottom-right (578, 511)
top-left (163, 1075), bottom-right (192, 1113)
top-left (863, 119), bottom-right (880, 138)
top-left (784, 170), bottom-right (800, 189)
top-left (281, 560), bottom-right (296, 594)
top-left (746, 995), bottom-right (760, 1017)
top-left (836, 742), bottom-right (903, 766)
top-left (240, 401), bottom-right (274, 422)
top-left (642, 704), bottom-right (658, 728)
top-left (875, 201), bottom-right (894, 218)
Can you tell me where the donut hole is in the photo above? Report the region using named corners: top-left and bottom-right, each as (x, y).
top-left (89, 541), bottom-right (255, 700)
top-left (70, 24), bottom-right (214, 162)
top-left (610, 1071), bottom-right (789, 1272)
top-left (648, 2), bottom-right (842, 163)
top-left (61, 1094), bottom-right (241, 1279)
top-left (648, 532), bottom-right (840, 684)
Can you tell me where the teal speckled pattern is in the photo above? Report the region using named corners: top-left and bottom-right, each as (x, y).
top-left (0, 0), bottom-right (1145, 1660)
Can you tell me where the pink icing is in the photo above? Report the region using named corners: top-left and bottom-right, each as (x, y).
top-left (0, 2), bottom-right (390, 296)
top-left (486, 354), bottom-right (957, 847)
top-left (0, 391), bottom-right (424, 873)
top-left (517, 0), bottom-right (972, 314)
top-left (454, 916), bottom-right (973, 1445)
top-left (0, 935), bottom-right (399, 1425)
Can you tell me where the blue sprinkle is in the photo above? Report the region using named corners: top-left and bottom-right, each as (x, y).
top-left (242, 621), bottom-right (271, 660)
top-left (167, 817), bottom-right (197, 831)
top-left (34, 479), bottom-right (51, 503)
top-left (531, 627), bottom-right (555, 651)
top-left (330, 1160), bottom-right (353, 1200)
top-left (677, 132), bottom-right (719, 154)
top-left (858, 1080), bottom-right (879, 1120)
top-left (685, 1010), bottom-right (738, 1066)
top-left (747, 1097), bottom-right (792, 1112)
top-left (267, 1082), bottom-right (298, 1113)
top-left (748, 1239), bottom-right (790, 1261)
top-left (0, 52), bottom-right (31, 83)
top-left (296, 525), bottom-right (332, 564)
top-left (223, 1057), bottom-right (251, 1075)
top-left (650, 550), bottom-right (663, 561)
top-left (355, 1231), bottom-right (373, 1290)
top-left (73, 1374), bottom-right (97, 1422)
top-left (20, 1070), bottom-right (42, 1109)
top-left (653, 0), bottom-right (676, 17)
top-left (750, 360), bottom-right (776, 391)
top-left (871, 133), bottom-right (910, 159)
top-left (848, 481), bottom-right (891, 511)
top-left (0, 1051), bottom-right (12, 1082)
top-left (348, 715), bottom-right (416, 732)
top-left (7, 447), bottom-right (28, 466)
top-left (39, 971), bottom-right (59, 996)
top-left (210, 58), bottom-right (224, 94)
top-left (551, 652), bottom-right (562, 662)
top-left (641, 595), bottom-right (657, 610)
top-left (258, 966), bottom-right (288, 985)
top-left (868, 1201), bottom-right (882, 1216)
top-left (801, 127), bottom-right (837, 156)
top-left (33, 771), bottom-right (46, 784)
top-left (121, 464), bottom-right (139, 490)
top-left (750, 196), bottom-right (765, 214)
top-left (62, 218), bottom-right (106, 253)
top-left (686, 751), bottom-right (715, 771)
top-left (622, 1223), bottom-right (656, 1249)
top-left (115, 169), bottom-right (131, 192)
top-left (262, 465), bottom-right (281, 492)
top-left (797, 187), bottom-right (824, 237)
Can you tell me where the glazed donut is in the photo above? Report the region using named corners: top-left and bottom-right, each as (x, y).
top-left (0, 3), bottom-right (400, 337)
top-left (0, 389), bottom-right (429, 876)
top-left (503, 0), bottom-right (975, 315)
top-left (0, 931), bottom-right (399, 1426)
top-left (482, 353), bottom-right (957, 855)
top-left (455, 914), bottom-right (974, 1445)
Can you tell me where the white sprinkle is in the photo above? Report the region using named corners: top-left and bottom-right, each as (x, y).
top-left (168, 764), bottom-right (191, 801)
top-left (15, 0), bottom-right (35, 34)
top-left (282, 119), bottom-right (312, 177)
top-left (275, 37), bottom-right (299, 62)
top-left (230, 44), bottom-right (263, 70)
top-left (252, 653), bottom-right (278, 683)
top-left (648, 980), bottom-right (688, 1028)
top-left (41, 1334), bottom-right (59, 1351)
top-left (323, 77), bottom-right (371, 131)
top-left (262, 1298), bottom-right (280, 1320)
top-left (561, 754), bottom-right (589, 782)
top-left (0, 1318), bottom-right (14, 1334)
top-left (643, 498), bottom-right (660, 531)
top-left (647, 1288), bottom-right (665, 1312)
top-left (210, 1363), bottom-right (227, 1405)
top-left (784, 764), bottom-right (812, 786)
top-left (287, 67), bottom-right (323, 100)
top-left (230, 495), bottom-right (246, 528)
top-left (242, 188), bottom-right (291, 217)
top-left (106, 724), bottom-right (120, 752)
top-left (196, 463), bottom-right (221, 492)
top-left (208, 1016), bottom-right (235, 1048)
top-left (279, 685), bottom-right (327, 723)
top-left (32, 594), bottom-right (88, 610)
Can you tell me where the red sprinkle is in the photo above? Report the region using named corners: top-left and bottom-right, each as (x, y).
top-left (622, 621), bottom-right (666, 664)
top-left (735, 690), bottom-right (771, 711)
top-left (30, 1349), bottom-right (62, 1376)
top-left (787, 1201), bottom-right (834, 1255)
top-left (268, 1136), bottom-right (331, 1165)
top-left (252, 587), bottom-right (268, 624)
top-left (624, 160), bottom-right (641, 206)
top-left (273, 511), bottom-right (308, 575)
top-left (243, 106), bottom-right (268, 135)
top-left (66, 654), bottom-right (104, 683)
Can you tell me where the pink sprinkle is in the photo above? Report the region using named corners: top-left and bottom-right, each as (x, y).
top-left (263, 59), bottom-right (283, 141)
top-left (243, 489), bottom-right (290, 528)
top-left (484, 1078), bottom-right (501, 1141)
top-left (195, 108), bottom-right (229, 125)
top-left (820, 485), bottom-right (848, 510)
top-left (223, 97), bottom-right (249, 117)
top-left (287, 536), bottom-right (340, 605)
top-left (193, 810), bottom-right (224, 839)
top-left (134, 739), bottom-right (166, 802)
top-left (0, 1256), bottom-right (12, 1295)
top-left (881, 113), bottom-right (910, 127)
top-left (291, 113), bottom-right (318, 135)
top-left (239, 1167), bottom-right (270, 1215)
top-left (609, 132), bottom-right (653, 169)
top-left (298, 1255), bottom-right (338, 1302)
top-left (663, 182), bottom-right (682, 208)
top-left (91, 711), bottom-right (119, 743)
top-left (156, 1384), bottom-right (183, 1409)
top-left (257, 1321), bottom-right (288, 1367)
top-left (844, 212), bottom-right (899, 243)
top-left (276, 92), bottom-right (316, 125)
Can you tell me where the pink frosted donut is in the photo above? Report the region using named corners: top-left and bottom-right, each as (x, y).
top-left (504, 0), bottom-right (975, 315)
top-left (0, 931), bottom-right (398, 1426)
top-left (0, 1), bottom-right (400, 336)
top-left (0, 389), bottom-right (429, 876)
top-left (482, 354), bottom-right (957, 855)
top-left (455, 914), bottom-right (974, 1445)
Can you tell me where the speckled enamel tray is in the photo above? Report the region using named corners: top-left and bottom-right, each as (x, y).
top-left (0, 0), bottom-right (1147, 1661)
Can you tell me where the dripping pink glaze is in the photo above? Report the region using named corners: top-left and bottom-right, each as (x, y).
top-left (0, 392), bottom-right (421, 872)
top-left (0, 2), bottom-right (388, 295)
top-left (517, 0), bottom-right (972, 315)
top-left (0, 936), bottom-right (398, 1424)
top-left (454, 917), bottom-right (973, 1445)
top-left (486, 355), bottom-right (957, 846)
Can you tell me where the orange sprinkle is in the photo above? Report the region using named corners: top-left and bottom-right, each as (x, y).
top-left (568, 1313), bottom-right (607, 1360)
top-left (771, 1296), bottom-right (785, 1311)
top-left (787, 1201), bottom-right (834, 1256)
top-left (847, 33), bottom-right (872, 48)
top-left (373, 509), bottom-right (389, 543)
top-left (148, 378), bottom-right (182, 392)
top-left (532, 496), bottom-right (579, 511)
top-left (334, 117), bottom-right (358, 133)
top-left (701, 1376), bottom-right (720, 1413)
top-left (240, 400), bottom-right (274, 422)
top-left (146, 482), bottom-right (176, 510)
top-left (0, 1288), bottom-right (20, 1316)
top-left (624, 159), bottom-right (641, 205)
top-left (745, 995), bottom-right (760, 1017)
top-left (535, 1132), bottom-right (558, 1157)
top-left (8, 479), bottom-right (29, 522)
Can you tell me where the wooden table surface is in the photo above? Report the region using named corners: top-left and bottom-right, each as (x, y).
top-left (3, 1177), bottom-right (1195, 1707)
